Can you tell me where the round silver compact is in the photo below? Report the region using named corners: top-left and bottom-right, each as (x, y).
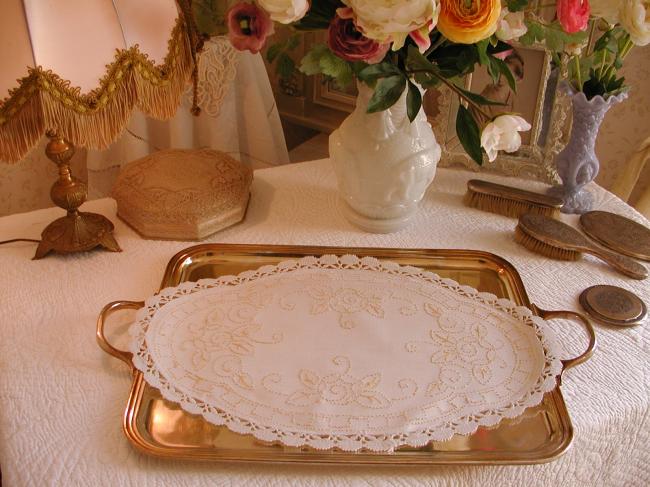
top-left (579, 285), bottom-right (647, 327)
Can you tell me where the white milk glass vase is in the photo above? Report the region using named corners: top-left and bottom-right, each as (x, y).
top-left (329, 82), bottom-right (441, 233)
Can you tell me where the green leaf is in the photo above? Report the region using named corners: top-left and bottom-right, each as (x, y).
top-left (490, 56), bottom-right (517, 92)
top-left (543, 21), bottom-right (588, 52)
top-left (456, 85), bottom-right (506, 106)
top-left (414, 72), bottom-right (440, 88)
top-left (487, 40), bottom-right (514, 56)
top-left (417, 43), bottom-right (478, 79)
top-left (519, 20), bottom-right (544, 46)
top-left (406, 45), bottom-right (442, 87)
top-left (266, 43), bottom-right (284, 64)
top-left (299, 44), bottom-right (329, 75)
top-left (594, 29), bottom-right (613, 53)
top-left (367, 75), bottom-right (406, 113)
top-left (276, 53), bottom-right (296, 79)
top-left (286, 35), bottom-right (300, 50)
top-left (507, 0), bottom-right (528, 12)
top-left (456, 105), bottom-right (484, 165)
top-left (300, 44), bottom-right (356, 88)
top-left (406, 81), bottom-right (422, 123)
top-left (476, 39), bottom-right (490, 66)
top-left (406, 45), bottom-right (434, 72)
top-left (358, 62), bottom-right (402, 84)
top-left (319, 50), bottom-right (354, 88)
top-left (351, 61), bottom-right (370, 77)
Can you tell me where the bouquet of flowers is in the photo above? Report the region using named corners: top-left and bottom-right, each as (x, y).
top-left (505, 0), bottom-right (648, 100)
top-left (217, 0), bottom-right (592, 164)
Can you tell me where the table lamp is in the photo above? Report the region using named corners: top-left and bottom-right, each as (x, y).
top-left (0, 0), bottom-right (199, 258)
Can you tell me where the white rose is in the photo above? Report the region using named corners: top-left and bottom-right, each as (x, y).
top-left (620, 0), bottom-right (650, 46)
top-left (343, 0), bottom-right (439, 49)
top-left (590, 0), bottom-right (622, 24)
top-left (257, 0), bottom-right (309, 24)
top-left (495, 8), bottom-right (527, 41)
top-left (480, 115), bottom-right (531, 162)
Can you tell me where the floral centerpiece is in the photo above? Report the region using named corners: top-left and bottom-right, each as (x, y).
top-left (216, 0), bottom-right (592, 229)
top-left (226, 0), bottom-right (536, 163)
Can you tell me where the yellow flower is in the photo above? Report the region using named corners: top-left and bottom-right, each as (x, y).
top-left (437, 0), bottom-right (501, 44)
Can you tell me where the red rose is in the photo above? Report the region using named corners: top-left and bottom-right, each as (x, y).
top-left (557, 0), bottom-right (590, 34)
top-left (227, 1), bottom-right (274, 54)
top-left (327, 8), bottom-right (390, 64)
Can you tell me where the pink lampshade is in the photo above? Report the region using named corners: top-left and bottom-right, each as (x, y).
top-left (0, 0), bottom-right (193, 162)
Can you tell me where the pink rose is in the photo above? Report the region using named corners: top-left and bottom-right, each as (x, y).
top-left (327, 8), bottom-right (390, 64)
top-left (557, 0), bottom-right (590, 34)
top-left (226, 1), bottom-right (274, 54)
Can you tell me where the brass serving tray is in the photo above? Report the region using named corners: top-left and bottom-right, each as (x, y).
top-left (97, 244), bottom-right (595, 465)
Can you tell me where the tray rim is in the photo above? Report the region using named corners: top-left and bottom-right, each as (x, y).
top-left (103, 243), bottom-right (592, 465)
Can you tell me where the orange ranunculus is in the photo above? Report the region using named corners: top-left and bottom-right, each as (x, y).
top-left (437, 0), bottom-right (501, 44)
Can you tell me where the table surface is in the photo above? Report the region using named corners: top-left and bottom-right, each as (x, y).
top-left (1, 160), bottom-right (649, 487)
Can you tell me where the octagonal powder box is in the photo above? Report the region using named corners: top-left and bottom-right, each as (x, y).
top-left (112, 149), bottom-right (252, 240)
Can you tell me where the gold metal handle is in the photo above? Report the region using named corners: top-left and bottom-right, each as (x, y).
top-left (532, 306), bottom-right (597, 383)
top-left (96, 300), bottom-right (144, 368)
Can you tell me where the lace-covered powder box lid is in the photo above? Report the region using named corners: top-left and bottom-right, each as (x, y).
top-left (112, 149), bottom-right (252, 240)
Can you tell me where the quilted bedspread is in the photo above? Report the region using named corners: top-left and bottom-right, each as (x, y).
top-left (1, 160), bottom-right (648, 486)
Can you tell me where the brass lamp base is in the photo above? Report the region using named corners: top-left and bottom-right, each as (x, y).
top-left (34, 212), bottom-right (121, 259)
top-left (33, 133), bottom-right (121, 260)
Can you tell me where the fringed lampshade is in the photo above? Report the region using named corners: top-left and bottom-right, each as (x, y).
top-left (0, 0), bottom-right (196, 258)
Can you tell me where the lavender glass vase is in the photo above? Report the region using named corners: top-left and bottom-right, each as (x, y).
top-left (550, 84), bottom-right (628, 214)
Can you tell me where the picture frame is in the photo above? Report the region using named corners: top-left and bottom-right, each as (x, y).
top-left (432, 43), bottom-right (568, 183)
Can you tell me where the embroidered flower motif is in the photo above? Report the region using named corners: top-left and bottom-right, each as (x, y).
top-left (285, 357), bottom-right (394, 409)
top-left (280, 282), bottom-right (386, 329)
top-left (180, 300), bottom-right (282, 389)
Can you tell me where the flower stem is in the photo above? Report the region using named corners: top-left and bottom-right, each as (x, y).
top-left (406, 69), bottom-right (492, 120)
top-left (620, 38), bottom-right (634, 60)
top-left (574, 55), bottom-right (582, 91)
top-left (598, 48), bottom-right (607, 79)
top-left (586, 20), bottom-right (597, 57)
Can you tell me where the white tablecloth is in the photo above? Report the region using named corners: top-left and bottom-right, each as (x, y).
top-left (1, 160), bottom-right (649, 486)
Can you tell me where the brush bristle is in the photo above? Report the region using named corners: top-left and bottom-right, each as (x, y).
top-left (514, 225), bottom-right (582, 261)
top-left (465, 189), bottom-right (561, 219)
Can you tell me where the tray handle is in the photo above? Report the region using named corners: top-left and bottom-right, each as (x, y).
top-left (532, 306), bottom-right (597, 382)
top-left (96, 300), bottom-right (144, 368)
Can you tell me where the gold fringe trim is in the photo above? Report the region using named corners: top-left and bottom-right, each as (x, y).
top-left (0, 16), bottom-right (193, 163)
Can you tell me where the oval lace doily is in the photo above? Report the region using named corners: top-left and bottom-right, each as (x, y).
top-left (130, 255), bottom-right (562, 452)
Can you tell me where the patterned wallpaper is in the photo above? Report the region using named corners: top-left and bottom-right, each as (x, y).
top-left (0, 138), bottom-right (87, 217)
top-left (1, 51), bottom-right (649, 217)
top-left (595, 48), bottom-right (650, 207)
